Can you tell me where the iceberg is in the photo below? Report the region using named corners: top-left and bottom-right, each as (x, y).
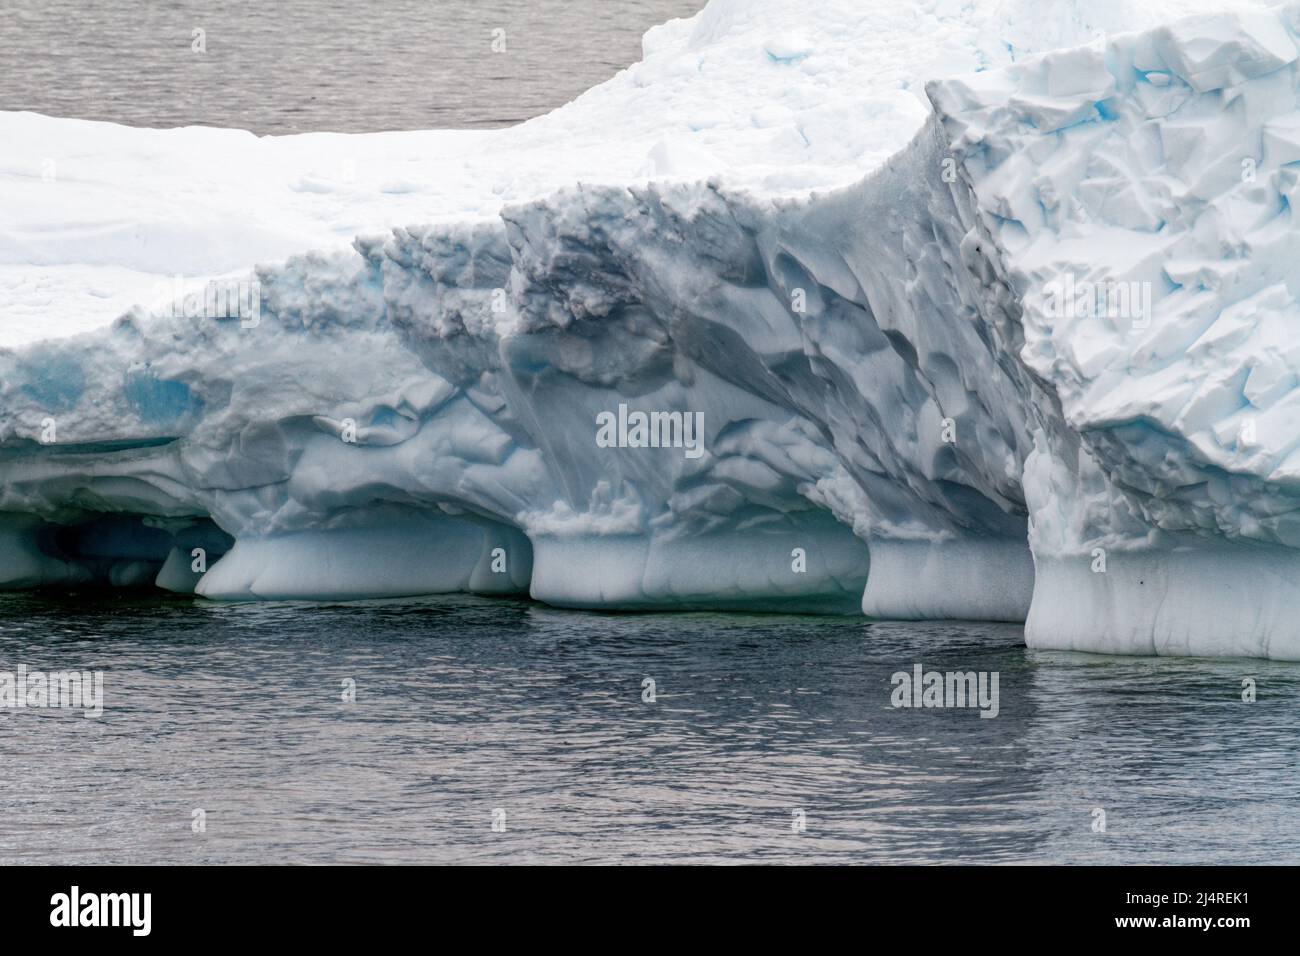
top-left (4, 0), bottom-right (1300, 658)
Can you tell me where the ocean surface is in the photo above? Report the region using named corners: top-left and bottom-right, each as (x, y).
top-left (0, 0), bottom-right (707, 133)
top-left (2, 592), bottom-right (1298, 865)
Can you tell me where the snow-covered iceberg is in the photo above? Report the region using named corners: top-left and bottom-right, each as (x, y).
top-left (4, 0), bottom-right (1300, 658)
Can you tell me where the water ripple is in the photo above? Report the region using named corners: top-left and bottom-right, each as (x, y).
top-left (0, 593), bottom-right (1296, 863)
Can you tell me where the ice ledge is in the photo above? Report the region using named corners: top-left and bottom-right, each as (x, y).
top-left (195, 516), bottom-right (532, 601)
top-left (1028, 543), bottom-right (1300, 660)
top-left (861, 537), bottom-right (1035, 623)
top-left (529, 523), bottom-right (869, 614)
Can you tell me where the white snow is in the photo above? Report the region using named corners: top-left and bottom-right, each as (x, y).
top-left (1, 0), bottom-right (1248, 345)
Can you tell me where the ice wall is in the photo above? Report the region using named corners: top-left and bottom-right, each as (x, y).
top-left (7, 0), bottom-right (1300, 657)
top-left (928, 6), bottom-right (1300, 656)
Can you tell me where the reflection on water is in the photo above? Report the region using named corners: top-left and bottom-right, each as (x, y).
top-left (1, 592), bottom-right (1296, 864)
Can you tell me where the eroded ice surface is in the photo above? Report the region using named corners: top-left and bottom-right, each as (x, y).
top-left (5, 0), bottom-right (1300, 657)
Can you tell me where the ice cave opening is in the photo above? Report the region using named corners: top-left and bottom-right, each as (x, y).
top-left (0, 512), bottom-right (234, 594)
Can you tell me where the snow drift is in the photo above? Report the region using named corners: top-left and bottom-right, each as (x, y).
top-left (4, 0), bottom-right (1300, 658)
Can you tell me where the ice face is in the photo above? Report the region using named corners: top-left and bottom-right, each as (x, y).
top-left (926, 6), bottom-right (1300, 656)
top-left (5, 0), bottom-right (1300, 657)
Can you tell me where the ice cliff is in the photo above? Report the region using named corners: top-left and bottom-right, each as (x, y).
top-left (5, 0), bottom-right (1300, 658)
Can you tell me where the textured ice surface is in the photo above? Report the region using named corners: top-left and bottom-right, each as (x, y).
top-left (927, 4), bottom-right (1300, 656)
top-left (5, 0), bottom-right (1300, 656)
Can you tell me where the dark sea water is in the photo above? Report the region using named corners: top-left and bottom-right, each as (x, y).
top-left (2, 592), bottom-right (1298, 865)
top-left (0, 0), bottom-right (708, 133)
